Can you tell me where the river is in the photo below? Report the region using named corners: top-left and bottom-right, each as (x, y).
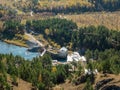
top-left (0, 41), bottom-right (40, 60)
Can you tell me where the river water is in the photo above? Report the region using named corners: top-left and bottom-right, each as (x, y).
top-left (0, 41), bottom-right (40, 60)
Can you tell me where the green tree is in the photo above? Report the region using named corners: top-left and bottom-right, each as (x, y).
top-left (76, 63), bottom-right (83, 76)
top-left (41, 54), bottom-right (52, 71)
top-left (94, 49), bottom-right (99, 60)
top-left (0, 60), bottom-right (6, 73)
top-left (84, 78), bottom-right (93, 90)
top-left (42, 70), bottom-right (53, 89)
top-left (3, 20), bottom-right (24, 39)
top-left (56, 65), bottom-right (66, 84)
top-left (85, 49), bottom-right (93, 62)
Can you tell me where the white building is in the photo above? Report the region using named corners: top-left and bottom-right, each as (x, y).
top-left (58, 47), bottom-right (68, 58)
top-left (67, 52), bottom-right (86, 62)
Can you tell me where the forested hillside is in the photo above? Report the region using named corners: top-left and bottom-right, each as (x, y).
top-left (0, 49), bottom-right (120, 89)
top-left (1, 18), bottom-right (120, 50)
top-left (0, 0), bottom-right (120, 30)
top-left (25, 19), bottom-right (120, 51)
top-left (0, 0), bottom-right (120, 90)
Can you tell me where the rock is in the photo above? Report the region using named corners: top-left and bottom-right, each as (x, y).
top-left (31, 87), bottom-right (37, 90)
top-left (12, 81), bottom-right (18, 86)
top-left (27, 46), bottom-right (44, 52)
top-left (74, 75), bottom-right (87, 85)
top-left (95, 78), bottom-right (114, 90)
top-left (74, 74), bottom-right (95, 85)
top-left (101, 85), bottom-right (120, 90)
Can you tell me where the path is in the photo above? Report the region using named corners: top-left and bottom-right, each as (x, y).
top-left (25, 32), bottom-right (44, 47)
top-left (25, 32), bottom-right (46, 56)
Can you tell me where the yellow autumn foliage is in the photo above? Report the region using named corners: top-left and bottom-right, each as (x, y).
top-left (38, 74), bottom-right (42, 82)
top-left (52, 66), bottom-right (57, 72)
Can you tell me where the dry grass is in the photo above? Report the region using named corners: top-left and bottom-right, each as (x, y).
top-left (59, 11), bottom-right (120, 30)
top-left (54, 73), bottom-right (120, 90)
top-left (0, 0), bottom-right (15, 8)
top-left (3, 34), bottom-right (30, 47)
top-left (54, 82), bottom-right (85, 90)
top-left (7, 74), bottom-right (32, 90)
top-left (0, 0), bottom-right (92, 10)
top-left (0, 0), bottom-right (119, 31)
top-left (4, 39), bottom-right (28, 47)
top-left (21, 11), bottom-right (120, 30)
top-left (38, 0), bottom-right (92, 8)
top-left (13, 79), bottom-right (32, 90)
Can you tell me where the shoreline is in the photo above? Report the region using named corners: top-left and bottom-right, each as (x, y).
top-left (3, 39), bottom-right (28, 48)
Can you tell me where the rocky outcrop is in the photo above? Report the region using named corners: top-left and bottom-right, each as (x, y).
top-left (27, 46), bottom-right (44, 52)
top-left (101, 85), bottom-right (120, 90)
top-left (74, 75), bottom-right (87, 85)
top-left (74, 74), bottom-right (95, 85)
top-left (95, 78), bottom-right (114, 90)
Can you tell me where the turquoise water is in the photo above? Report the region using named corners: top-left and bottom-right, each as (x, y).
top-left (0, 41), bottom-right (40, 60)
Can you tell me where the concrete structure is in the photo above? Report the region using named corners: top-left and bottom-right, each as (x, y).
top-left (58, 47), bottom-right (68, 58)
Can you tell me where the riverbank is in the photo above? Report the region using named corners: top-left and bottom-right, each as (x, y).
top-left (4, 39), bottom-right (28, 48)
top-left (0, 34), bottom-right (30, 48)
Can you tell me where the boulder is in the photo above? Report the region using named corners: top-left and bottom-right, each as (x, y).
top-left (101, 85), bottom-right (120, 90)
top-left (95, 78), bottom-right (114, 90)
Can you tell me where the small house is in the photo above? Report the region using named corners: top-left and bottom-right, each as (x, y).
top-left (58, 47), bottom-right (68, 58)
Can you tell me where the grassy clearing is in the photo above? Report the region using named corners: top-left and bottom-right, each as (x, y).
top-left (21, 11), bottom-right (120, 31)
top-left (60, 11), bottom-right (120, 30)
top-left (4, 39), bottom-right (28, 47)
top-left (0, 0), bottom-right (92, 11)
top-left (0, 0), bottom-right (15, 8)
top-left (3, 34), bottom-right (29, 47)
top-left (38, 0), bottom-right (92, 8)
top-left (53, 73), bottom-right (120, 90)
top-left (6, 74), bottom-right (32, 90)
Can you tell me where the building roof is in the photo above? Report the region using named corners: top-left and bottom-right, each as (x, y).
top-left (60, 47), bottom-right (68, 52)
top-left (67, 52), bottom-right (87, 62)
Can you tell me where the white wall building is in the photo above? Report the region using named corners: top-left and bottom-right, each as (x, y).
top-left (67, 52), bottom-right (86, 62)
top-left (58, 47), bottom-right (68, 58)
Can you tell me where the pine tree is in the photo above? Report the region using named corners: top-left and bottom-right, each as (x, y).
top-left (84, 78), bottom-right (93, 90)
